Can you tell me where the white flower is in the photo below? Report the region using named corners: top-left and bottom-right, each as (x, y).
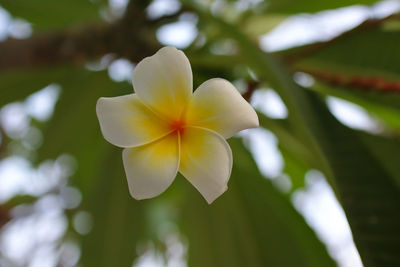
top-left (96, 46), bottom-right (258, 203)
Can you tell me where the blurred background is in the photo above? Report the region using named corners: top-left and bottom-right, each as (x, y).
top-left (0, 0), bottom-right (400, 266)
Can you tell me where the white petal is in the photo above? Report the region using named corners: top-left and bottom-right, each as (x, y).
top-left (96, 94), bottom-right (171, 148)
top-left (179, 127), bottom-right (233, 204)
top-left (122, 133), bottom-right (179, 200)
top-left (132, 46), bottom-right (193, 121)
top-left (186, 78), bottom-right (259, 138)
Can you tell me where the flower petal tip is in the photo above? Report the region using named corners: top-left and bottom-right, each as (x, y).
top-left (128, 184), bottom-right (172, 201)
top-left (128, 189), bottom-right (152, 201)
top-left (249, 108), bottom-right (260, 129)
top-left (206, 185), bottom-right (228, 204)
top-left (129, 191), bottom-right (145, 201)
top-left (95, 97), bottom-right (105, 114)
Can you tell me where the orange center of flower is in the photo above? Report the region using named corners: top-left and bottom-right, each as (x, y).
top-left (170, 119), bottom-right (186, 136)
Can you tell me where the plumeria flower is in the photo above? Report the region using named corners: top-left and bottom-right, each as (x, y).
top-left (96, 47), bottom-right (258, 204)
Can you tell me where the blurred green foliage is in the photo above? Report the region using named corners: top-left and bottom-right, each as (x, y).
top-left (0, 0), bottom-right (400, 266)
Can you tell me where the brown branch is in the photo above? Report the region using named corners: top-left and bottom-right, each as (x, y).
top-left (302, 69), bottom-right (400, 93)
top-left (242, 80), bottom-right (260, 101)
top-left (149, 8), bottom-right (188, 26)
top-left (0, 205), bottom-right (11, 228)
top-left (0, 1), bottom-right (170, 70)
top-left (0, 126), bottom-right (8, 159)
